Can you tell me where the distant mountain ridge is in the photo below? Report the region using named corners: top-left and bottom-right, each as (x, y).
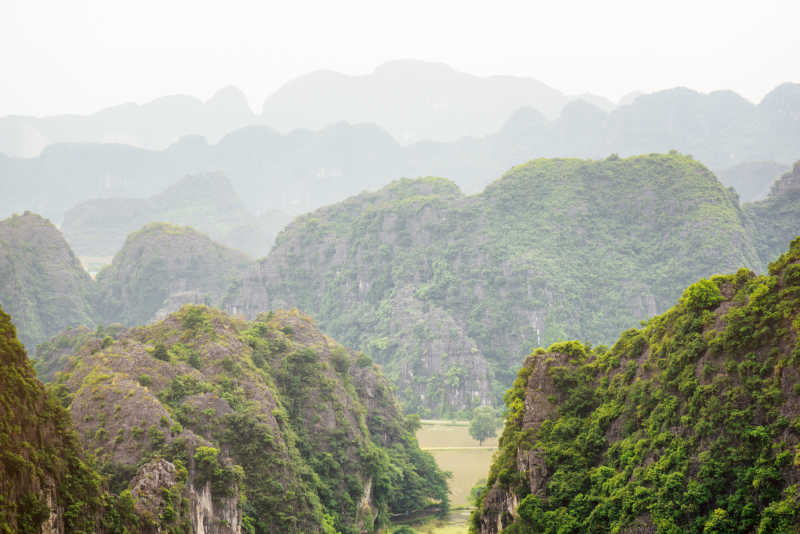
top-left (0, 85), bottom-right (256, 158)
top-left (261, 59), bottom-right (612, 142)
top-left (2, 81), bottom-right (798, 224)
top-left (0, 60), bottom-right (611, 158)
top-left (61, 172), bottom-right (291, 258)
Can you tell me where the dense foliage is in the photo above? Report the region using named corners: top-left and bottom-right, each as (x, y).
top-left (40, 305), bottom-right (448, 533)
top-left (473, 237), bottom-right (800, 533)
top-left (469, 407), bottom-right (499, 446)
top-left (93, 222), bottom-right (253, 326)
top-left (0, 305), bottom-right (106, 533)
top-left (0, 212), bottom-right (97, 349)
top-left (226, 153), bottom-right (782, 417)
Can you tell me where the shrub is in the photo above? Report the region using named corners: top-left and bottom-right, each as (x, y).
top-left (682, 279), bottom-right (724, 311)
top-left (153, 343), bottom-right (169, 361)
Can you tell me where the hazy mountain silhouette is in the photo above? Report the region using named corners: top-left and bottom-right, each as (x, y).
top-left (261, 59), bottom-right (611, 143)
top-left (2, 83), bottom-right (798, 223)
top-left (716, 161), bottom-right (790, 202)
top-left (0, 86), bottom-right (256, 157)
top-left (61, 172), bottom-right (290, 258)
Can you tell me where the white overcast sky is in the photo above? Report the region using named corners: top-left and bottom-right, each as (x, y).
top-left (2, 0), bottom-right (799, 117)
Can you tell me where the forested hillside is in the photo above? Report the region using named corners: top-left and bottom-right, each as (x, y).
top-left (0, 214), bottom-right (255, 349)
top-left (94, 223), bottom-right (253, 326)
top-left (225, 153), bottom-right (775, 416)
top-left (0, 305), bottom-right (106, 534)
top-left (473, 237), bottom-right (800, 533)
top-left (37, 305), bottom-right (448, 534)
top-left (0, 212), bottom-right (96, 349)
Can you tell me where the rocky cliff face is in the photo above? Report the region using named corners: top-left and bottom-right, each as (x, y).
top-left (0, 305), bottom-right (105, 533)
top-left (129, 459), bottom-right (241, 534)
top-left (42, 304), bottom-right (448, 534)
top-left (94, 222), bottom-right (252, 326)
top-left (0, 212), bottom-right (96, 349)
top-left (473, 237), bottom-right (800, 533)
top-left (225, 153), bottom-right (766, 416)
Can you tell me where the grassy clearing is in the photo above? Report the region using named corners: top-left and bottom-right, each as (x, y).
top-left (427, 448), bottom-right (495, 507)
top-left (393, 508), bottom-right (473, 533)
top-left (418, 421), bottom-right (497, 507)
top-left (391, 421), bottom-right (496, 532)
top-left (417, 422), bottom-right (499, 450)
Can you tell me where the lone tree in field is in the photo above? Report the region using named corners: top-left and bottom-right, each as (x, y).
top-left (469, 406), bottom-right (498, 446)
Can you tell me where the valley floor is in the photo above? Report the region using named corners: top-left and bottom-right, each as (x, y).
top-left (396, 420), bottom-right (498, 533)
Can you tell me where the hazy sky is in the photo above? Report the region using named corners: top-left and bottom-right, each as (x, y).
top-left (2, 0), bottom-right (799, 117)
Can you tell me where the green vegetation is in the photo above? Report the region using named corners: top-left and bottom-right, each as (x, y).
top-left (0, 213), bottom-right (252, 350)
top-left (41, 305), bottom-right (447, 533)
top-left (0, 304), bottom-right (106, 533)
top-left (227, 153), bottom-right (784, 417)
top-left (472, 237), bottom-right (800, 533)
top-left (0, 212), bottom-right (97, 350)
top-left (468, 408), bottom-right (499, 446)
top-left (95, 222), bottom-right (252, 326)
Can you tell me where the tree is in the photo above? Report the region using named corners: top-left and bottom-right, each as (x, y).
top-left (469, 406), bottom-right (498, 446)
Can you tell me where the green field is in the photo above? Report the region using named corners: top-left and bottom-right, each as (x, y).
top-left (396, 420), bottom-right (497, 533)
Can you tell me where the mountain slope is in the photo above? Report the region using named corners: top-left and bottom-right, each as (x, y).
top-left (225, 153), bottom-right (762, 416)
top-left (94, 222), bottom-right (253, 326)
top-left (473, 236), bottom-right (800, 534)
top-left (0, 212), bottom-right (96, 350)
top-left (40, 305), bottom-right (449, 534)
top-left (61, 172), bottom-right (283, 258)
top-left (0, 305), bottom-right (105, 533)
top-left (746, 162), bottom-right (800, 267)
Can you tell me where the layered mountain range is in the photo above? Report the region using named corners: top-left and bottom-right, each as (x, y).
top-left (0, 215), bottom-right (253, 349)
top-left (225, 152), bottom-right (797, 416)
top-left (61, 172), bottom-right (291, 259)
top-left (2, 154), bottom-right (798, 418)
top-left (0, 60), bottom-right (612, 159)
top-left (0, 86), bottom-right (255, 158)
top-left (473, 237), bottom-right (800, 534)
top-left (260, 59), bottom-right (614, 142)
top-left (2, 81), bottom-right (798, 224)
